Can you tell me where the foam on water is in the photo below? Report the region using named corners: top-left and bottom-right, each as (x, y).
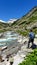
top-left (0, 31), bottom-right (18, 47)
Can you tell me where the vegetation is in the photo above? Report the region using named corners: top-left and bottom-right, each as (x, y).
top-left (16, 28), bottom-right (37, 36)
top-left (16, 30), bottom-right (29, 36)
top-left (32, 28), bottom-right (37, 34)
top-left (19, 49), bottom-right (37, 65)
top-left (11, 6), bottom-right (37, 36)
top-left (0, 29), bottom-right (8, 33)
top-left (29, 16), bottom-right (37, 21)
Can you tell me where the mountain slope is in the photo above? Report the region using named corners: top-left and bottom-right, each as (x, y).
top-left (11, 6), bottom-right (37, 35)
top-left (0, 22), bottom-right (10, 32)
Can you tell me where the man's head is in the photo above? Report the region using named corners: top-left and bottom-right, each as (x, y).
top-left (30, 29), bottom-right (32, 32)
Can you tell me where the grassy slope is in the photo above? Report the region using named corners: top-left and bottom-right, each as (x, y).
top-left (0, 22), bottom-right (10, 33)
top-left (11, 6), bottom-right (37, 36)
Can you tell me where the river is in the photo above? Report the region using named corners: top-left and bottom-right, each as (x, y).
top-left (0, 31), bottom-right (19, 47)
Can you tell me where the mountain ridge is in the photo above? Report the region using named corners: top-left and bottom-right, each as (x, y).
top-left (11, 6), bottom-right (37, 36)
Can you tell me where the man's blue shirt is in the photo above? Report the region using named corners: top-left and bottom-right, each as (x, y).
top-left (29, 32), bottom-right (35, 39)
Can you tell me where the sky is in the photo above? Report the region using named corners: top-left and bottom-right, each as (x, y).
top-left (0, 0), bottom-right (37, 22)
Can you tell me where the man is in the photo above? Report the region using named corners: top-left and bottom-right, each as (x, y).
top-left (28, 29), bottom-right (35, 48)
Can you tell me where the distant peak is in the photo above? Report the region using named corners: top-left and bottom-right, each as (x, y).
top-left (8, 19), bottom-right (17, 23)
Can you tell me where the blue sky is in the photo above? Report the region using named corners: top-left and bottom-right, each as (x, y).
top-left (0, 0), bottom-right (37, 21)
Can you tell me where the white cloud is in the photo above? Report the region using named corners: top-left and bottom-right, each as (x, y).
top-left (0, 19), bottom-right (17, 23)
top-left (0, 20), bottom-right (5, 23)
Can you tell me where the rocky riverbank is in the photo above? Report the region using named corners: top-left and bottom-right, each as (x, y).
top-left (0, 36), bottom-right (37, 65)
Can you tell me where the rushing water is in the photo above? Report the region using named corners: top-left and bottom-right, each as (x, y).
top-left (0, 31), bottom-right (19, 47)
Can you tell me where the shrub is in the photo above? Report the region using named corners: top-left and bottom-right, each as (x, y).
top-left (19, 49), bottom-right (37, 65)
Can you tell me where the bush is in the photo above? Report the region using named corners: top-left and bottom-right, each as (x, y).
top-left (16, 30), bottom-right (29, 36)
top-left (19, 49), bottom-right (37, 65)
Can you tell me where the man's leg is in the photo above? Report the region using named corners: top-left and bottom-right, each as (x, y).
top-left (27, 39), bottom-right (31, 48)
top-left (31, 39), bottom-right (34, 46)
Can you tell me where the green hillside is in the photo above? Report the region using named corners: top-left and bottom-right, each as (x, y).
top-left (11, 6), bottom-right (37, 36)
top-left (0, 22), bottom-right (10, 32)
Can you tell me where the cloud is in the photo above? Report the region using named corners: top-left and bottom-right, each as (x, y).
top-left (0, 20), bottom-right (6, 23)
